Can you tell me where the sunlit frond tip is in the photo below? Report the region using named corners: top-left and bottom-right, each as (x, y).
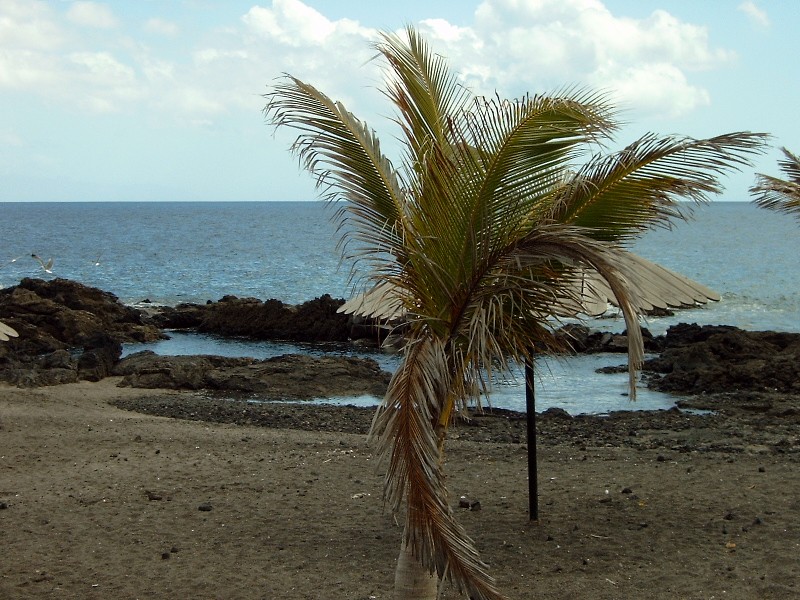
top-left (750, 147), bottom-right (800, 220)
top-left (0, 321), bottom-right (18, 342)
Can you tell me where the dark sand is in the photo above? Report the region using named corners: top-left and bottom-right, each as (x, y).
top-left (1, 379), bottom-right (798, 599)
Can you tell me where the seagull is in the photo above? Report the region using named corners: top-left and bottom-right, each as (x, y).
top-left (31, 254), bottom-right (54, 273)
top-left (1, 256), bottom-right (21, 269)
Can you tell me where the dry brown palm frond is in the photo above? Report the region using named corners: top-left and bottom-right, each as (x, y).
top-left (369, 334), bottom-right (502, 600)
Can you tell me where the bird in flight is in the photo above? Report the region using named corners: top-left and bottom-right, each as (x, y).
top-left (31, 254), bottom-right (54, 273)
top-left (1, 256), bottom-right (21, 269)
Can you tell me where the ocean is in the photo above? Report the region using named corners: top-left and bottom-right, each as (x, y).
top-left (2, 201), bottom-right (798, 414)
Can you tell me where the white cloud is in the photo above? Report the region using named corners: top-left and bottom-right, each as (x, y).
top-left (0, 49), bottom-right (56, 88)
top-left (419, 18), bottom-right (471, 43)
top-left (67, 51), bottom-right (142, 112)
top-left (738, 2), bottom-right (770, 28)
top-left (597, 62), bottom-right (711, 119)
top-left (417, 0), bottom-right (733, 119)
top-left (0, 0), bottom-right (65, 50)
top-left (234, 2), bottom-right (377, 112)
top-left (144, 18), bottom-right (179, 37)
top-left (69, 51), bottom-right (134, 85)
top-left (66, 2), bottom-right (118, 29)
top-left (243, 0), bottom-right (337, 46)
top-left (0, 129), bottom-right (23, 147)
top-left (0, 0), bottom-right (68, 90)
top-left (0, 0), bottom-right (736, 125)
top-left (194, 48), bottom-right (249, 65)
top-left (140, 58), bottom-right (175, 84)
top-left (160, 87), bottom-right (226, 117)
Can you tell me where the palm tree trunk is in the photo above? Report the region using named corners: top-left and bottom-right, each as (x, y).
top-left (394, 540), bottom-right (438, 599)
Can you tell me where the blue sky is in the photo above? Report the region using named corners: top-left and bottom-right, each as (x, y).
top-left (0, 0), bottom-right (796, 202)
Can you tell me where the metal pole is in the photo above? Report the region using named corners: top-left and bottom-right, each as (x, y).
top-left (524, 355), bottom-right (539, 522)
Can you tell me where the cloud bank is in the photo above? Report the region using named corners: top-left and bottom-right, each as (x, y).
top-left (0, 0), bottom-right (735, 124)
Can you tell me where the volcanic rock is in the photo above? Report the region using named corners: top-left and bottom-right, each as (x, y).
top-left (0, 279), bottom-right (159, 386)
top-left (0, 278), bottom-right (164, 356)
top-left (113, 351), bottom-right (391, 399)
top-left (643, 324), bottom-right (800, 395)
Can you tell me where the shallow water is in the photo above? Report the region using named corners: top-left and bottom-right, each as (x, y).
top-left (124, 332), bottom-right (676, 414)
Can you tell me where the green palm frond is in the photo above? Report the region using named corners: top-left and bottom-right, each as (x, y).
top-left (751, 147), bottom-right (800, 219)
top-left (446, 92), bottom-right (616, 264)
top-left (263, 77), bottom-right (409, 275)
top-left (552, 132), bottom-right (768, 241)
top-left (463, 89), bottom-right (617, 203)
top-left (377, 27), bottom-right (472, 173)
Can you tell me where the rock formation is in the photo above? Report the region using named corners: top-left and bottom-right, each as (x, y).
top-left (1, 279), bottom-right (798, 403)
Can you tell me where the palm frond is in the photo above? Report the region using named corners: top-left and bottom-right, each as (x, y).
top-left (375, 26), bottom-right (476, 281)
top-left (463, 89), bottom-right (617, 208)
top-left (376, 26), bottom-right (472, 170)
top-left (0, 320), bottom-right (18, 342)
top-left (444, 224), bottom-right (645, 398)
top-left (370, 334), bottom-right (503, 600)
top-left (751, 147), bottom-right (800, 219)
top-left (263, 76), bottom-right (409, 274)
top-left (433, 91), bottom-right (618, 301)
top-left (552, 132), bottom-right (768, 241)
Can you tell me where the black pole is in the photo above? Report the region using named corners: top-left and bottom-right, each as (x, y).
top-left (524, 355), bottom-right (539, 522)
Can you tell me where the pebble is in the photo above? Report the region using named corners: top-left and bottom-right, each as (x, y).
top-left (458, 496), bottom-right (481, 511)
top-left (198, 502), bottom-right (213, 511)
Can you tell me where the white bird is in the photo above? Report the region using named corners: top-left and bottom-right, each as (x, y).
top-left (1, 256), bottom-right (21, 269)
top-left (31, 254), bottom-right (54, 273)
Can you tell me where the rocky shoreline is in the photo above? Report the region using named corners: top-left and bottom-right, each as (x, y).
top-left (1, 278), bottom-right (799, 442)
top-left (108, 388), bottom-right (800, 457)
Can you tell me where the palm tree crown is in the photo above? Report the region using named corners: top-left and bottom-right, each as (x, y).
top-left (264, 26), bottom-right (765, 600)
top-left (751, 147), bottom-right (800, 219)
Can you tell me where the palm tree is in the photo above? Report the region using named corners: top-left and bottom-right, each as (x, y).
top-left (264, 26), bottom-right (765, 600)
top-left (751, 147), bottom-right (800, 219)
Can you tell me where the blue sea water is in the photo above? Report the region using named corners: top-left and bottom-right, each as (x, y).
top-left (2, 201), bottom-right (798, 414)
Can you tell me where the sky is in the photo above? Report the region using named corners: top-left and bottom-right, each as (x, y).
top-left (1, 0), bottom-right (797, 202)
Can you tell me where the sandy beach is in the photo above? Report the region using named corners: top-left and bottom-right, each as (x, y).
top-left (2, 378), bottom-right (799, 599)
